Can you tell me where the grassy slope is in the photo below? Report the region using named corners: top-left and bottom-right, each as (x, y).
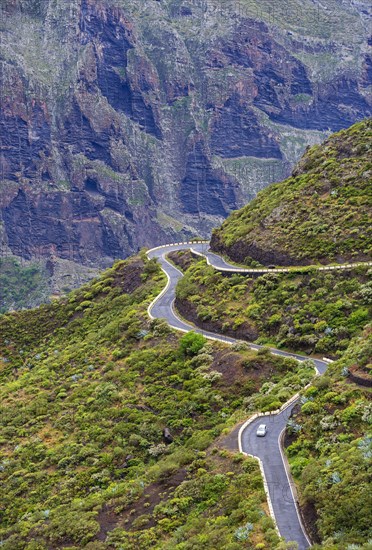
top-left (172, 251), bottom-right (371, 357)
top-left (171, 252), bottom-right (372, 548)
top-left (211, 120), bottom-right (372, 265)
top-left (0, 257), bottom-right (50, 313)
top-left (0, 252), bottom-right (318, 550)
top-left (287, 325), bottom-right (372, 548)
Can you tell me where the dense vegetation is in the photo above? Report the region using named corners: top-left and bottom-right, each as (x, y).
top-left (287, 325), bottom-right (372, 547)
top-left (0, 257), bottom-right (49, 313)
top-left (211, 120), bottom-right (372, 265)
top-left (1, 120), bottom-right (371, 549)
top-left (0, 253), bottom-right (312, 549)
top-left (173, 251), bottom-right (371, 356)
top-left (171, 251), bottom-right (372, 547)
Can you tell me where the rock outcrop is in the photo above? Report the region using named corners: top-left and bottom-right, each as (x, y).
top-left (0, 0), bottom-right (371, 293)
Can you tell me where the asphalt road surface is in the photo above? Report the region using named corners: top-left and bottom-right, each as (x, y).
top-left (240, 404), bottom-right (311, 548)
top-left (147, 242), bottom-right (330, 548)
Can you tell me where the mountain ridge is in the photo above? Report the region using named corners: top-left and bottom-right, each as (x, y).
top-left (211, 119), bottom-right (372, 265)
top-left (1, 0), bottom-right (371, 297)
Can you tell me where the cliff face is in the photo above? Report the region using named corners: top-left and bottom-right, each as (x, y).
top-left (0, 0), bottom-right (371, 290)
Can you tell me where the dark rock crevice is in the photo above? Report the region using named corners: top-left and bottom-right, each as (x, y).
top-left (61, 99), bottom-right (113, 164)
top-left (0, 65), bottom-right (51, 182)
top-left (1, 0), bottom-right (371, 279)
top-left (180, 137), bottom-right (242, 216)
top-left (3, 188), bottom-right (131, 265)
top-left (210, 95), bottom-right (282, 159)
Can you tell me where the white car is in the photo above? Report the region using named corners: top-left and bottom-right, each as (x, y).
top-left (256, 424), bottom-right (267, 437)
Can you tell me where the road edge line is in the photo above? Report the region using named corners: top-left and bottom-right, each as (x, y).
top-left (278, 427), bottom-right (312, 547)
top-left (146, 255), bottom-right (172, 320)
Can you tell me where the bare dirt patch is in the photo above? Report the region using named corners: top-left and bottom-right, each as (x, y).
top-left (216, 422), bottom-right (242, 452)
top-left (175, 296), bottom-right (258, 342)
top-left (96, 468), bottom-right (188, 540)
top-left (113, 258), bottom-right (145, 293)
top-left (168, 250), bottom-right (195, 271)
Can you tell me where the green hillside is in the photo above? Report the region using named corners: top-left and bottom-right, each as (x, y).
top-left (170, 248), bottom-right (371, 547)
top-left (1, 119), bottom-right (371, 549)
top-left (287, 324), bottom-right (372, 546)
top-left (0, 253), bottom-right (314, 550)
top-left (172, 251), bottom-right (371, 356)
top-left (211, 120), bottom-right (372, 266)
top-left (0, 257), bottom-right (50, 313)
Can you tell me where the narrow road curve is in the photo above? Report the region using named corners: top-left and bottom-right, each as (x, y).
top-left (147, 242), bottom-right (335, 549)
top-left (187, 242), bottom-right (372, 274)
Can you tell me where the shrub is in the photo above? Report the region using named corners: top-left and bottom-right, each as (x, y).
top-left (261, 400), bottom-right (282, 412)
top-left (179, 332), bottom-right (207, 356)
top-left (314, 376), bottom-right (331, 390)
top-left (257, 346), bottom-right (272, 357)
top-left (301, 401), bottom-right (319, 415)
top-left (290, 456), bottom-right (310, 477)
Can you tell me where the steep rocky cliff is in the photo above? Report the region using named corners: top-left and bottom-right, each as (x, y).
top-left (0, 0), bottom-right (371, 294)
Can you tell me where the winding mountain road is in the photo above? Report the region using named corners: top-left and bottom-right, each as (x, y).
top-left (147, 241), bottom-right (365, 548)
